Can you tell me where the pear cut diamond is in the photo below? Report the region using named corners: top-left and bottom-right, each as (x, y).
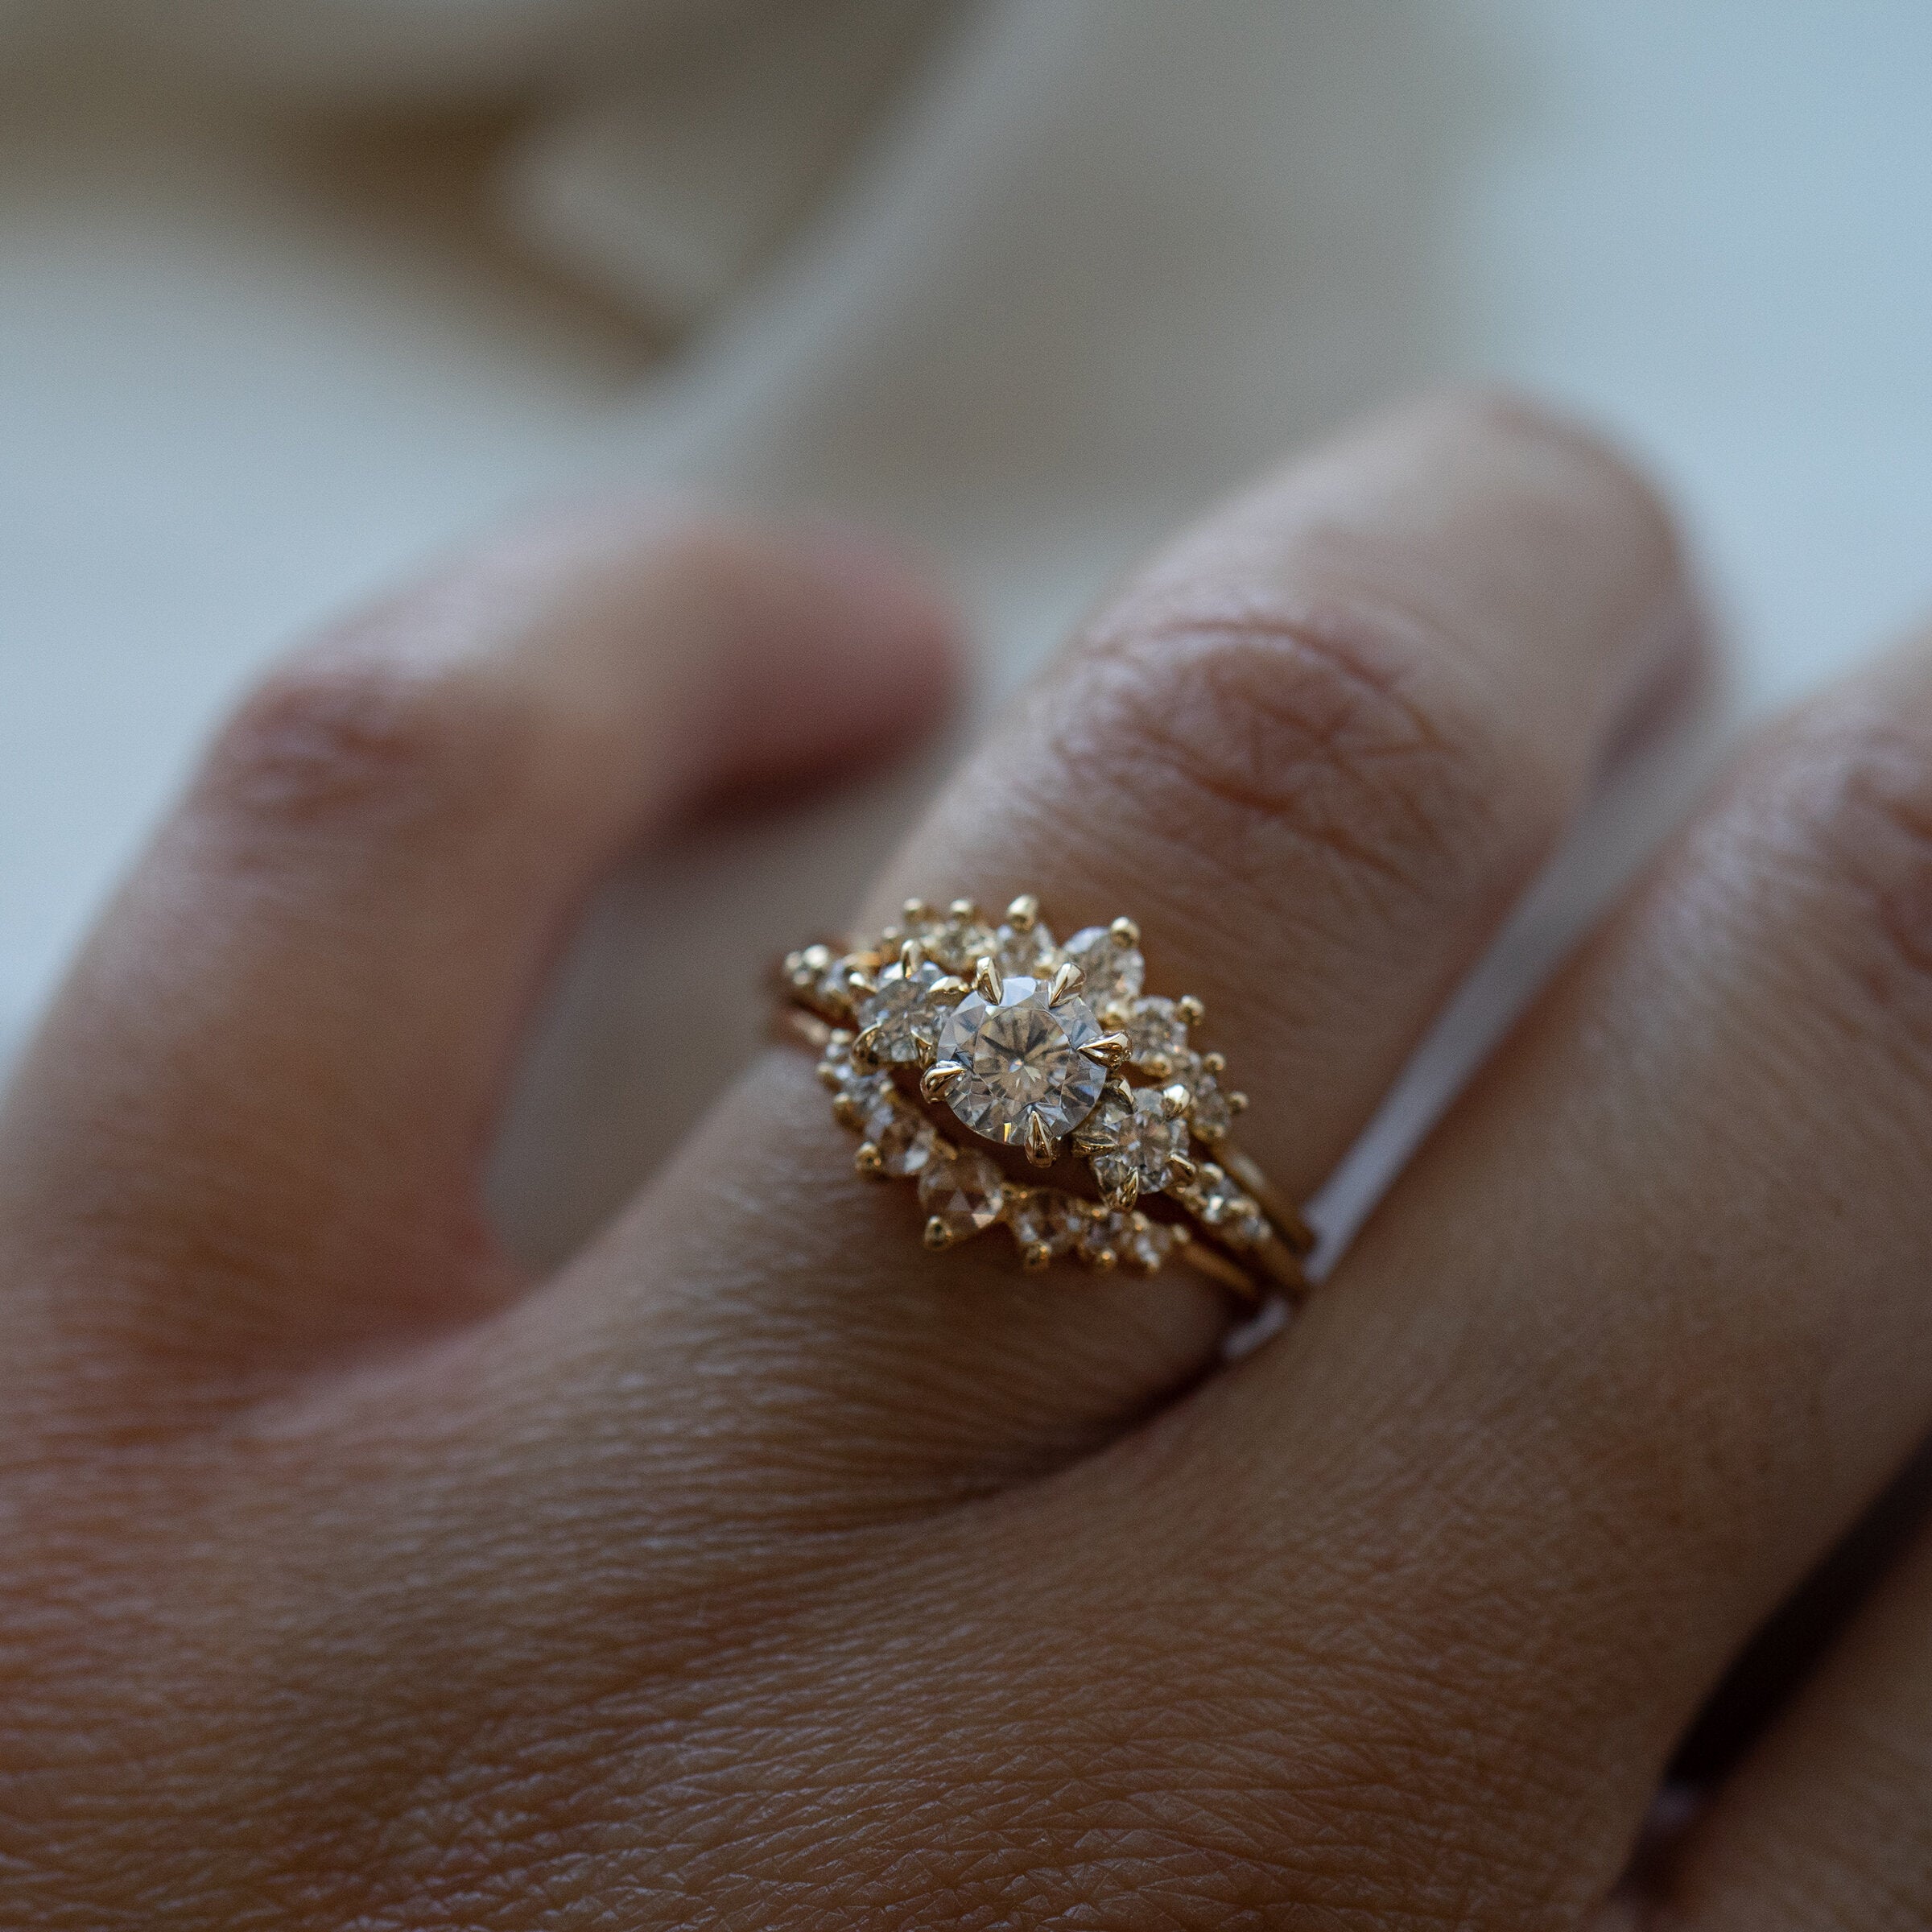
top-left (935, 974), bottom-right (1107, 1150)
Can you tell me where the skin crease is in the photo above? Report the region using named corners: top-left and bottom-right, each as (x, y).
top-left (6, 395), bottom-right (1932, 1930)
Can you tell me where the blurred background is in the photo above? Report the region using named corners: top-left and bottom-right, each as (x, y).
top-left (5, 0), bottom-right (1932, 1249)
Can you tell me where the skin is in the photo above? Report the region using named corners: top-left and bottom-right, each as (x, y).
top-left (2, 393), bottom-right (1930, 1929)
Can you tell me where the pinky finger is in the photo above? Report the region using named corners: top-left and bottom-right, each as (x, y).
top-left (1646, 1524), bottom-right (1932, 1930)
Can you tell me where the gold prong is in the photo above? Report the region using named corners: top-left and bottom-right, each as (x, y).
top-left (1088, 1245), bottom-right (1118, 1275)
top-left (817, 1063), bottom-right (844, 1092)
top-left (1167, 1152), bottom-right (1197, 1183)
top-left (928, 975), bottom-right (969, 1005)
top-left (1080, 1031), bottom-right (1131, 1068)
top-left (1021, 1241), bottom-right (1053, 1273)
top-left (1047, 960), bottom-right (1085, 1005)
top-left (1005, 892), bottom-right (1039, 931)
top-left (1170, 1223), bottom-right (1191, 1246)
top-left (973, 956), bottom-right (1004, 1002)
top-left (832, 1093), bottom-right (865, 1128)
top-left (1142, 1052), bottom-right (1174, 1082)
top-left (902, 898), bottom-right (931, 923)
top-left (850, 1025), bottom-right (884, 1067)
top-left (1109, 915), bottom-right (1140, 947)
top-left (854, 1141), bottom-right (885, 1177)
top-left (1202, 1050), bottom-right (1228, 1075)
top-left (1100, 1171), bottom-right (1139, 1213)
top-left (919, 1060), bottom-right (967, 1103)
top-left (845, 966), bottom-right (875, 998)
top-left (898, 937), bottom-right (924, 975)
top-left (923, 1214), bottom-right (956, 1251)
top-left (1160, 1083), bottom-right (1192, 1120)
top-left (1177, 993), bottom-right (1205, 1026)
top-left (1228, 1092), bottom-right (1249, 1114)
top-left (1024, 1113), bottom-right (1056, 1167)
top-left (948, 897), bottom-right (978, 923)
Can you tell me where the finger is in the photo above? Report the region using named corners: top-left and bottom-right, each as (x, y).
top-left (581, 394), bottom-right (1695, 1500)
top-left (1648, 1521), bottom-right (1932, 1930)
top-left (1130, 637), bottom-right (1932, 1918)
top-left (0, 506), bottom-right (957, 1399)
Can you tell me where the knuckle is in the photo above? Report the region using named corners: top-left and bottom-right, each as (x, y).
top-left (1719, 708), bottom-right (1932, 1053)
top-left (1060, 588), bottom-right (1559, 926)
top-left (196, 640), bottom-right (537, 845)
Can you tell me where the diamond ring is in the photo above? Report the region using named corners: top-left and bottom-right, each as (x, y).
top-left (778, 896), bottom-right (1313, 1301)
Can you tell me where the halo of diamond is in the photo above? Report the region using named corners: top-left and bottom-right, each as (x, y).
top-left (787, 894), bottom-right (1263, 1278)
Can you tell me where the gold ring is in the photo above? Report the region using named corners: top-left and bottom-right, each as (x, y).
top-left (778, 895), bottom-right (1313, 1304)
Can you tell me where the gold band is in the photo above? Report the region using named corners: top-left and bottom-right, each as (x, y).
top-left (778, 894), bottom-right (1314, 1305)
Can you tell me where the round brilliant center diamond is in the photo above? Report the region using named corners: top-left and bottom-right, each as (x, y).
top-left (935, 975), bottom-right (1106, 1149)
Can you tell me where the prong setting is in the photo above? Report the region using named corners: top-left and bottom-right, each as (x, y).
top-left (786, 892), bottom-right (1282, 1290)
top-left (919, 1060), bottom-right (967, 1104)
top-left (1080, 1031), bottom-right (1131, 1069)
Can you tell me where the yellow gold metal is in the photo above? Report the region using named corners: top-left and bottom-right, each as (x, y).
top-left (1046, 960), bottom-right (1085, 1005)
top-left (920, 1061), bottom-right (967, 1103)
top-left (778, 891), bottom-right (1310, 1305)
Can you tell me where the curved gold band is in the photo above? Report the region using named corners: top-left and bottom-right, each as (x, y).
top-left (776, 894), bottom-right (1315, 1306)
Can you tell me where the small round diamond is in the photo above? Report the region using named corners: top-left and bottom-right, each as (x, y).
top-left (1087, 1088), bottom-right (1189, 1197)
top-left (935, 975), bottom-right (1107, 1149)
top-left (1120, 995), bottom-right (1187, 1072)
top-left (1063, 924), bottom-right (1144, 1001)
top-left (992, 917), bottom-right (1057, 977)
top-left (1179, 1051), bottom-right (1232, 1141)
top-left (1228, 1208), bottom-right (1271, 1249)
top-left (816, 952), bottom-right (867, 1015)
top-left (855, 959), bottom-right (943, 1063)
top-left (1005, 1189), bottom-right (1079, 1262)
top-left (1123, 1214), bottom-right (1179, 1274)
top-left (919, 1146), bottom-right (1005, 1235)
top-left (908, 906), bottom-right (996, 974)
top-left (1076, 1208), bottom-right (1127, 1269)
top-left (875, 1107), bottom-right (939, 1179)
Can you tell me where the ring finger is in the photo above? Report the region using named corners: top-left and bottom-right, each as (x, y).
top-left (555, 394), bottom-right (1699, 1505)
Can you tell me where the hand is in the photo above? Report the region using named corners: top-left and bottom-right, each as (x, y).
top-left (6, 397), bottom-right (1931, 1930)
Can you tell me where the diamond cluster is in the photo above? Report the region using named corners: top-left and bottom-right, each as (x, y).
top-left (784, 894), bottom-right (1266, 1277)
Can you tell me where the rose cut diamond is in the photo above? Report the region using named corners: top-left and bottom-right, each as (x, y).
top-left (935, 974), bottom-right (1107, 1150)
